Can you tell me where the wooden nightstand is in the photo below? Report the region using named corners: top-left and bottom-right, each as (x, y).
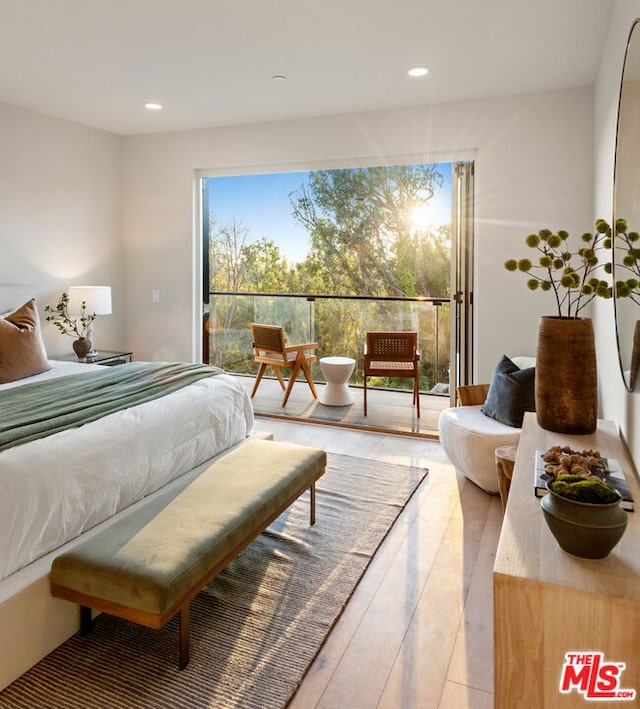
top-left (58, 350), bottom-right (133, 366)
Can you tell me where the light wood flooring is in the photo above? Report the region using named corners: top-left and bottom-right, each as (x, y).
top-left (250, 416), bottom-right (502, 709)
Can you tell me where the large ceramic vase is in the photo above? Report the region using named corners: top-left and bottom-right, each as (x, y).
top-left (535, 316), bottom-right (597, 434)
top-left (541, 484), bottom-right (627, 559)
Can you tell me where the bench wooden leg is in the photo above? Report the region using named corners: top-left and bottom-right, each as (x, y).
top-left (310, 482), bottom-right (316, 525)
top-left (179, 602), bottom-right (190, 670)
top-left (80, 605), bottom-right (92, 635)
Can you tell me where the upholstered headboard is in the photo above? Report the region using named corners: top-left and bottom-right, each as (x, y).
top-left (0, 285), bottom-right (36, 314)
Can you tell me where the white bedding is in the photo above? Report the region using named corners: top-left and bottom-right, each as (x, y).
top-left (0, 360), bottom-right (254, 580)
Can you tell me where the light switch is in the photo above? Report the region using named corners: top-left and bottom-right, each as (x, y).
top-left (152, 290), bottom-right (160, 303)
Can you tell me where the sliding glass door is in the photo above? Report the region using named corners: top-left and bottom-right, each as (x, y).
top-left (199, 158), bottom-right (474, 404)
top-left (450, 161), bottom-right (475, 398)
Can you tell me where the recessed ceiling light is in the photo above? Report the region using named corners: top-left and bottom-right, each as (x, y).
top-left (271, 75), bottom-right (287, 82)
top-left (408, 67), bottom-right (429, 77)
top-left (144, 102), bottom-right (163, 110)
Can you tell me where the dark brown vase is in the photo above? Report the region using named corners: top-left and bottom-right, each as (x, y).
top-left (535, 316), bottom-right (597, 434)
top-left (72, 337), bottom-right (92, 360)
top-left (541, 484), bottom-right (627, 559)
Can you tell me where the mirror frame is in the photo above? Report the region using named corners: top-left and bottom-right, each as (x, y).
top-left (613, 18), bottom-right (640, 393)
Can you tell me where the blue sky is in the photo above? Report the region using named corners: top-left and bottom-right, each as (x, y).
top-left (207, 164), bottom-right (452, 264)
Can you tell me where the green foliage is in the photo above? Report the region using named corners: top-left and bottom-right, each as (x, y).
top-left (549, 474), bottom-right (620, 504)
top-left (44, 292), bottom-right (96, 339)
top-left (504, 220), bottom-right (612, 318)
top-left (209, 166), bottom-right (450, 300)
top-left (207, 165), bottom-right (452, 389)
top-left (613, 218), bottom-right (640, 306)
top-left (288, 165), bottom-right (450, 298)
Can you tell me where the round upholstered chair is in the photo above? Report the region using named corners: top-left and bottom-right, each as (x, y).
top-left (439, 405), bottom-right (522, 493)
top-left (439, 356), bottom-right (535, 494)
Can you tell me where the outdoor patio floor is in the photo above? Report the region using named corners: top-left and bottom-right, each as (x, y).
top-left (234, 374), bottom-right (449, 438)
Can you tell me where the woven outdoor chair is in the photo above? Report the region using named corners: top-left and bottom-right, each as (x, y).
top-left (250, 323), bottom-right (319, 407)
top-left (363, 331), bottom-right (420, 417)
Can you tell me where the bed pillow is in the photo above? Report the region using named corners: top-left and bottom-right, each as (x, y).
top-left (481, 354), bottom-right (535, 428)
top-left (0, 299), bottom-right (51, 384)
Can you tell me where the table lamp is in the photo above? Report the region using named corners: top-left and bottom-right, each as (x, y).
top-left (68, 286), bottom-right (112, 360)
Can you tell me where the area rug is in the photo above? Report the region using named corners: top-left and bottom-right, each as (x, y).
top-left (0, 453), bottom-right (428, 709)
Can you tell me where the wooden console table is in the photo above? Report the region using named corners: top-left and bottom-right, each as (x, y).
top-left (494, 413), bottom-right (640, 708)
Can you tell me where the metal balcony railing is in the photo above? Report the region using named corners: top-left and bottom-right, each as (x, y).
top-left (206, 292), bottom-right (451, 395)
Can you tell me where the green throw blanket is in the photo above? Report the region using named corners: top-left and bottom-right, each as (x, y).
top-left (0, 362), bottom-right (225, 452)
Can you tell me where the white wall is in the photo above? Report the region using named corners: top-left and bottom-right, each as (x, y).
top-left (122, 87), bottom-right (595, 381)
top-left (1, 50), bottom-right (631, 461)
top-left (0, 101), bottom-right (123, 357)
top-left (1, 76), bottom-right (616, 452)
top-left (594, 0), bottom-right (640, 462)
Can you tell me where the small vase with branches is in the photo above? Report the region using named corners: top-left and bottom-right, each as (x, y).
top-left (44, 292), bottom-right (97, 358)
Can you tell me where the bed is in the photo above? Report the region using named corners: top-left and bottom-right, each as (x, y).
top-left (0, 287), bottom-right (256, 690)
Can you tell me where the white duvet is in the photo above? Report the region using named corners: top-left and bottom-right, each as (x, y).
top-left (0, 361), bottom-right (254, 580)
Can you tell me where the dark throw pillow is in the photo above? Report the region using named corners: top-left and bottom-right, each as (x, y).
top-left (481, 355), bottom-right (535, 428)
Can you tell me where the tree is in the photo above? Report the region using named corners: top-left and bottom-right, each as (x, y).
top-left (208, 216), bottom-right (251, 293)
top-left (209, 218), bottom-right (293, 294)
top-left (243, 237), bottom-right (292, 293)
top-left (402, 224), bottom-right (451, 297)
top-left (206, 165), bottom-right (452, 383)
top-left (289, 165), bottom-right (449, 297)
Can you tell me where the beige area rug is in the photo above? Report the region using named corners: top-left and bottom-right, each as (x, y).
top-left (0, 454), bottom-right (427, 709)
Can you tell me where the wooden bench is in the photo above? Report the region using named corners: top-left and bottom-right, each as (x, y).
top-left (50, 439), bottom-right (326, 668)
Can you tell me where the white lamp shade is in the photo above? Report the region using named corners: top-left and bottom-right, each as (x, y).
top-left (68, 286), bottom-right (112, 315)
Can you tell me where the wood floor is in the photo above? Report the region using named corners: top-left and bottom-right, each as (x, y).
top-left (250, 416), bottom-right (502, 709)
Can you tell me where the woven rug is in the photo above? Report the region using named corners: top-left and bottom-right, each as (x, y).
top-left (0, 453), bottom-right (427, 709)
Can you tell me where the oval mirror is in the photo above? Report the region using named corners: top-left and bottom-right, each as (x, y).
top-left (613, 18), bottom-right (640, 392)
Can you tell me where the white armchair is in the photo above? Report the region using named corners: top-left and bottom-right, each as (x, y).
top-left (438, 356), bottom-right (535, 494)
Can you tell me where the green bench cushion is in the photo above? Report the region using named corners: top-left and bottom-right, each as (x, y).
top-left (50, 440), bottom-right (326, 616)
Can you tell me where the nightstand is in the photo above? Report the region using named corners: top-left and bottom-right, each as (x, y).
top-left (58, 350), bottom-right (133, 366)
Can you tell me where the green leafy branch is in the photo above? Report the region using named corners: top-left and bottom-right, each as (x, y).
top-left (44, 292), bottom-right (96, 339)
top-left (504, 220), bottom-right (612, 318)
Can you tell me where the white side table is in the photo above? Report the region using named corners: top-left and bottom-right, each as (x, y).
top-left (319, 356), bottom-right (356, 406)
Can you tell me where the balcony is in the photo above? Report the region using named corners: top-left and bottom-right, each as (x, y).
top-left (207, 292), bottom-right (452, 437)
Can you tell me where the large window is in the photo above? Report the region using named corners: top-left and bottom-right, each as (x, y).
top-left (202, 162), bottom-right (457, 394)
top-left (205, 163), bottom-right (452, 298)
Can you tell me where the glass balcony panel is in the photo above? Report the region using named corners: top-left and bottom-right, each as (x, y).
top-left (207, 293), bottom-right (450, 398)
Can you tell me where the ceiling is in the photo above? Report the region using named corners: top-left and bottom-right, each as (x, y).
top-left (0, 0), bottom-right (614, 136)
